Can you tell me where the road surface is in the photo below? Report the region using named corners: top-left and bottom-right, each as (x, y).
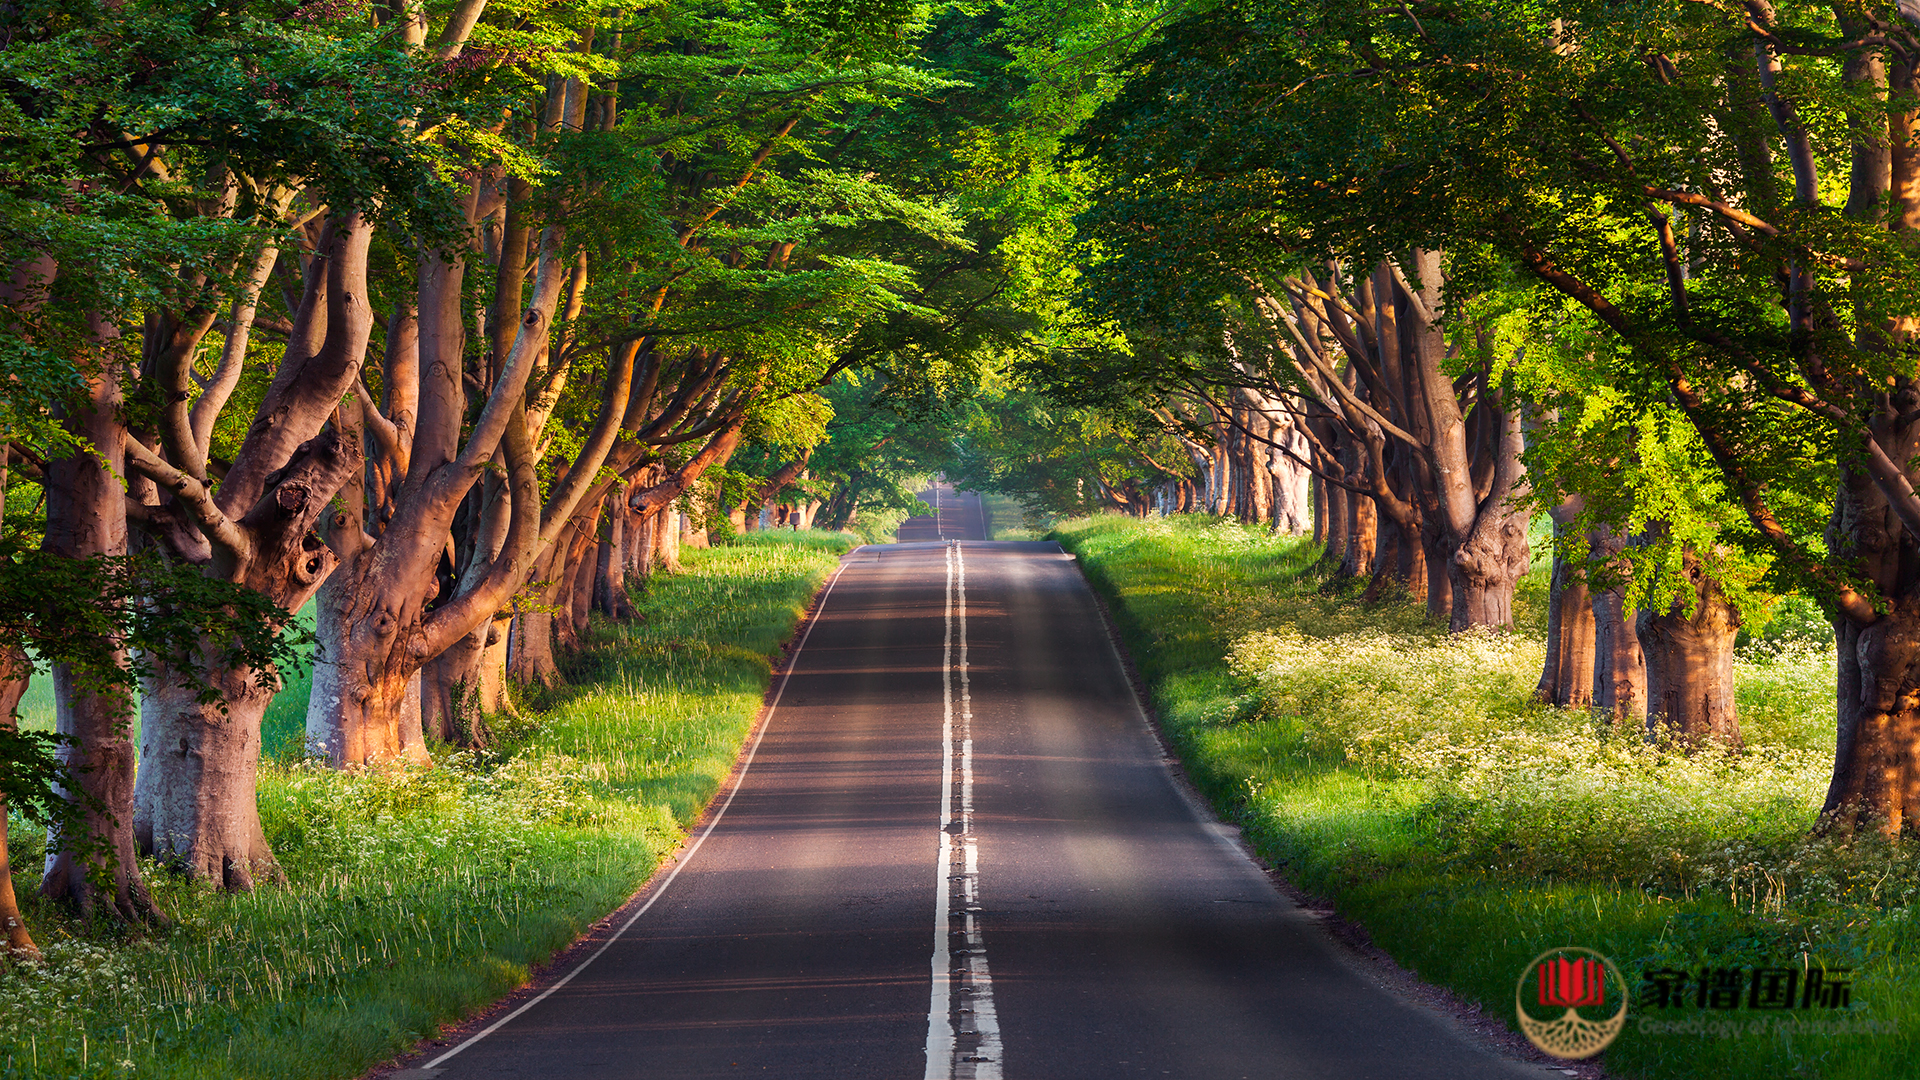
top-left (392, 486), bottom-right (1549, 1079)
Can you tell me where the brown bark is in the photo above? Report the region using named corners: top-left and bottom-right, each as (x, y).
top-left (1321, 465), bottom-right (1348, 566)
top-left (304, 213), bottom-right (586, 765)
top-left (1267, 420), bottom-right (1313, 534)
top-left (1310, 474), bottom-right (1327, 545)
top-left (595, 491), bottom-right (636, 618)
top-left (126, 214), bottom-right (371, 888)
top-left (0, 645), bottom-right (39, 959)
top-left (656, 506), bottom-right (682, 571)
top-left (1255, 256), bottom-right (1529, 628)
top-left (1536, 501), bottom-right (1596, 707)
top-left (136, 431), bottom-right (356, 884)
top-left (569, 538), bottom-right (598, 637)
top-left (1637, 552), bottom-right (1741, 746)
top-left (42, 366), bottom-right (162, 920)
top-left (1588, 524), bottom-right (1647, 726)
top-left (731, 451), bottom-right (811, 524)
top-left (1341, 488), bottom-right (1377, 579)
top-left (0, 446), bottom-right (36, 957)
top-left (509, 608), bottom-right (561, 688)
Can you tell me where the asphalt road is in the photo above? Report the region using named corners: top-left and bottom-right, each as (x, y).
top-left (396, 487), bottom-right (1549, 1079)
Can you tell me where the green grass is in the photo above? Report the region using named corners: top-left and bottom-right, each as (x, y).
top-left (977, 491), bottom-right (1044, 540)
top-left (1053, 513), bottom-right (1918, 1080)
top-left (0, 530), bottom-right (854, 1079)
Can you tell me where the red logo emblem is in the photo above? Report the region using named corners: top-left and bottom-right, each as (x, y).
top-left (1538, 955), bottom-right (1607, 1008)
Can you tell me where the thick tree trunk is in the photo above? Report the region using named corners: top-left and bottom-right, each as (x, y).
top-left (1322, 476), bottom-right (1348, 565)
top-left (134, 666), bottom-right (285, 889)
top-left (41, 367), bottom-right (162, 921)
top-left (0, 647), bottom-right (39, 958)
top-left (627, 501), bottom-right (656, 584)
top-left (1310, 474), bottom-right (1327, 544)
top-left (1593, 587), bottom-right (1648, 723)
top-left (1448, 500), bottom-right (1531, 631)
top-left (550, 521), bottom-right (597, 652)
top-left (1340, 492), bottom-right (1378, 579)
top-left (656, 505), bottom-right (682, 571)
top-left (304, 211), bottom-right (584, 765)
top-left (305, 571), bottom-right (436, 766)
top-left (1363, 514), bottom-right (1404, 600)
top-left (1268, 425), bottom-right (1312, 534)
top-left (510, 610), bottom-right (561, 687)
top-left (1588, 523), bottom-right (1648, 724)
top-left (508, 541), bottom-right (566, 689)
top-left (570, 540), bottom-right (598, 637)
top-left (595, 495), bottom-right (636, 618)
top-left (1537, 555), bottom-right (1596, 706)
top-left (1637, 554), bottom-right (1741, 746)
top-left (1537, 499), bottom-right (1595, 706)
top-left (129, 217), bottom-right (368, 887)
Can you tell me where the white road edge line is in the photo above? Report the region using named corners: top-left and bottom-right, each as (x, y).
top-left (421, 546), bottom-right (867, 1072)
top-left (925, 542), bottom-right (956, 1077)
top-left (926, 541), bottom-right (1002, 1080)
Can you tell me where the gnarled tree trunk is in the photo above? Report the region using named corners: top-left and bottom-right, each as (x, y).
top-left (1637, 550), bottom-right (1740, 746)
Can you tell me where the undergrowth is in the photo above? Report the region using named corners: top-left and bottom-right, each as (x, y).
top-left (1053, 513), bottom-right (1915, 1080)
top-left (0, 529), bottom-right (854, 1079)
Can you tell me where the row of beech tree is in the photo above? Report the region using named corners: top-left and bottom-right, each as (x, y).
top-left (957, 0), bottom-right (1920, 843)
top-left (0, 0), bottom-right (1076, 954)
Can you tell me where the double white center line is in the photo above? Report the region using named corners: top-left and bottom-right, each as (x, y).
top-left (926, 540), bottom-right (1002, 1080)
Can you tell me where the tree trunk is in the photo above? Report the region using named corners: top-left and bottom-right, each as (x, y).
top-left (129, 216), bottom-right (370, 887)
top-left (553, 521), bottom-right (597, 651)
top-left (304, 214), bottom-right (582, 765)
top-left (0, 646), bottom-right (39, 958)
top-left (1363, 513), bottom-right (1404, 600)
top-left (1268, 422), bottom-right (1312, 534)
top-left (1588, 523), bottom-right (1647, 725)
top-left (1593, 586), bottom-right (1648, 723)
top-left (595, 494), bottom-right (636, 618)
top-left (1322, 475), bottom-right (1348, 565)
top-left (1536, 499), bottom-right (1595, 706)
top-left (1447, 500), bottom-right (1531, 631)
top-left (305, 567), bottom-right (436, 766)
top-left (656, 505), bottom-right (681, 571)
top-left (1341, 492), bottom-right (1377, 579)
top-left (509, 541), bottom-right (566, 689)
top-left (1310, 474), bottom-right (1327, 544)
top-left (571, 541), bottom-right (597, 634)
top-left (133, 664), bottom-right (286, 889)
top-left (1637, 553), bottom-right (1741, 746)
top-left (41, 366), bottom-right (163, 921)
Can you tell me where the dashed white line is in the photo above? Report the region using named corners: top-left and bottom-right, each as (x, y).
top-left (926, 541), bottom-right (1002, 1080)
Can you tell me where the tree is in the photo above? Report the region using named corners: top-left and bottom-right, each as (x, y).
top-left (1099, 0), bottom-right (1920, 829)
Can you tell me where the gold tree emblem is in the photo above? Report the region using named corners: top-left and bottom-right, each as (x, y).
top-left (1515, 948), bottom-right (1629, 1059)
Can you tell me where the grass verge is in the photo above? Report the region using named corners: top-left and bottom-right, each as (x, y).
top-left (977, 491), bottom-right (1042, 541)
top-left (0, 529), bottom-right (855, 1080)
top-left (1052, 513), bottom-right (1915, 1080)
